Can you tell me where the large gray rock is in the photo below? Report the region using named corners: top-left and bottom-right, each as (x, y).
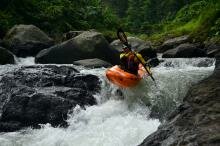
top-left (62, 31), bottom-right (85, 41)
top-left (162, 43), bottom-right (206, 58)
top-left (110, 37), bottom-right (147, 52)
top-left (3, 24), bottom-right (54, 57)
top-left (0, 47), bottom-right (15, 64)
top-left (35, 30), bottom-right (120, 64)
top-left (159, 35), bottom-right (190, 52)
top-left (110, 37), bottom-right (156, 59)
top-left (205, 43), bottom-right (220, 57)
top-left (73, 58), bottom-right (112, 68)
top-left (0, 65), bottom-right (101, 132)
top-left (139, 58), bottom-right (220, 146)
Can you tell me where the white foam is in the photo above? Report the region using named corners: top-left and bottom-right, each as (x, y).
top-left (15, 57), bottom-right (35, 65)
top-left (0, 100), bottom-right (160, 146)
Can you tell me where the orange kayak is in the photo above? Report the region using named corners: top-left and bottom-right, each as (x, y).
top-left (106, 65), bottom-right (148, 88)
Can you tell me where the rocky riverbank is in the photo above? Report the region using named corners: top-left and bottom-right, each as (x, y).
top-left (139, 55), bottom-right (220, 146)
top-left (1, 24), bottom-right (219, 66)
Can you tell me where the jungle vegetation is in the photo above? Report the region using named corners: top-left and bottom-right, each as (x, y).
top-left (0, 0), bottom-right (219, 42)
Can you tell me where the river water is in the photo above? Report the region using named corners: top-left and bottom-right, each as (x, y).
top-left (0, 57), bottom-right (215, 146)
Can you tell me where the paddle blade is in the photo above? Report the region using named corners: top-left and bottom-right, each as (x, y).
top-left (117, 28), bottom-right (128, 46)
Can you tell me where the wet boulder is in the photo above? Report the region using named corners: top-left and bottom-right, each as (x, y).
top-left (110, 37), bottom-right (146, 52)
top-left (102, 32), bottom-right (118, 43)
top-left (215, 53), bottom-right (220, 69)
top-left (205, 43), bottom-right (220, 57)
top-left (35, 30), bottom-right (120, 65)
top-left (158, 35), bottom-right (190, 52)
top-left (3, 24), bottom-right (54, 57)
top-left (138, 46), bottom-right (157, 60)
top-left (139, 58), bottom-right (220, 146)
top-left (162, 43), bottom-right (206, 58)
top-left (73, 58), bottom-right (112, 68)
top-left (0, 47), bottom-right (15, 64)
top-left (0, 65), bottom-right (101, 132)
top-left (110, 37), bottom-right (156, 59)
top-left (62, 30), bottom-right (85, 41)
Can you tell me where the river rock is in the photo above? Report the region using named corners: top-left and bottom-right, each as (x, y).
top-left (3, 24), bottom-right (54, 57)
top-left (215, 53), bottom-right (220, 69)
top-left (110, 37), bottom-right (156, 59)
top-left (205, 43), bottom-right (220, 57)
top-left (73, 58), bottom-right (112, 68)
top-left (158, 35), bottom-right (190, 52)
top-left (162, 43), bottom-right (206, 58)
top-left (0, 47), bottom-right (15, 65)
top-left (110, 37), bottom-right (146, 51)
top-left (62, 31), bottom-right (85, 41)
top-left (139, 47), bottom-right (157, 60)
top-left (35, 30), bottom-right (119, 65)
top-left (139, 58), bottom-right (220, 146)
top-left (0, 65), bottom-right (101, 132)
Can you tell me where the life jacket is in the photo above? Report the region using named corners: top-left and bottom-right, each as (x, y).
top-left (120, 52), bottom-right (139, 74)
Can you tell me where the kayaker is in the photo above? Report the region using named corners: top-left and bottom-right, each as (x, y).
top-left (120, 45), bottom-right (150, 75)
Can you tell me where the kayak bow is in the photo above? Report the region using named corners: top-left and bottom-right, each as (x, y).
top-left (106, 65), bottom-right (148, 88)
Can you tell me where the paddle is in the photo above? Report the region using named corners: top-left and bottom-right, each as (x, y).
top-left (117, 28), bottom-right (156, 83)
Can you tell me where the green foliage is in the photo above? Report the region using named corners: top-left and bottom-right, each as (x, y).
top-left (0, 0), bottom-right (219, 43)
top-left (210, 18), bottom-right (220, 37)
top-left (122, 0), bottom-right (192, 34)
top-left (131, 0), bottom-right (218, 42)
top-left (159, 0), bottom-right (220, 42)
top-left (174, 1), bottom-right (207, 24)
top-left (0, 0), bottom-right (120, 38)
top-left (126, 0), bottom-right (144, 31)
top-left (190, 4), bottom-right (220, 41)
top-left (102, 7), bottom-right (120, 29)
top-left (0, 11), bottom-right (14, 38)
top-left (102, 0), bottom-right (128, 17)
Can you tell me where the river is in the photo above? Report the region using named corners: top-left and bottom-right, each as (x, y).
top-left (0, 57), bottom-right (215, 146)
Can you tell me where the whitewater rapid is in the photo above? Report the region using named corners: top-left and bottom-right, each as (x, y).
top-left (0, 57), bottom-right (215, 146)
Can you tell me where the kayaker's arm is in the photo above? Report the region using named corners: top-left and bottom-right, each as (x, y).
top-left (135, 53), bottom-right (146, 64)
top-left (120, 53), bottom-right (125, 59)
top-left (120, 52), bottom-right (131, 59)
top-left (135, 52), bottom-right (152, 74)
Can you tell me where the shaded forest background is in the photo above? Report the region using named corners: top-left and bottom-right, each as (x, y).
top-left (0, 0), bottom-right (219, 42)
